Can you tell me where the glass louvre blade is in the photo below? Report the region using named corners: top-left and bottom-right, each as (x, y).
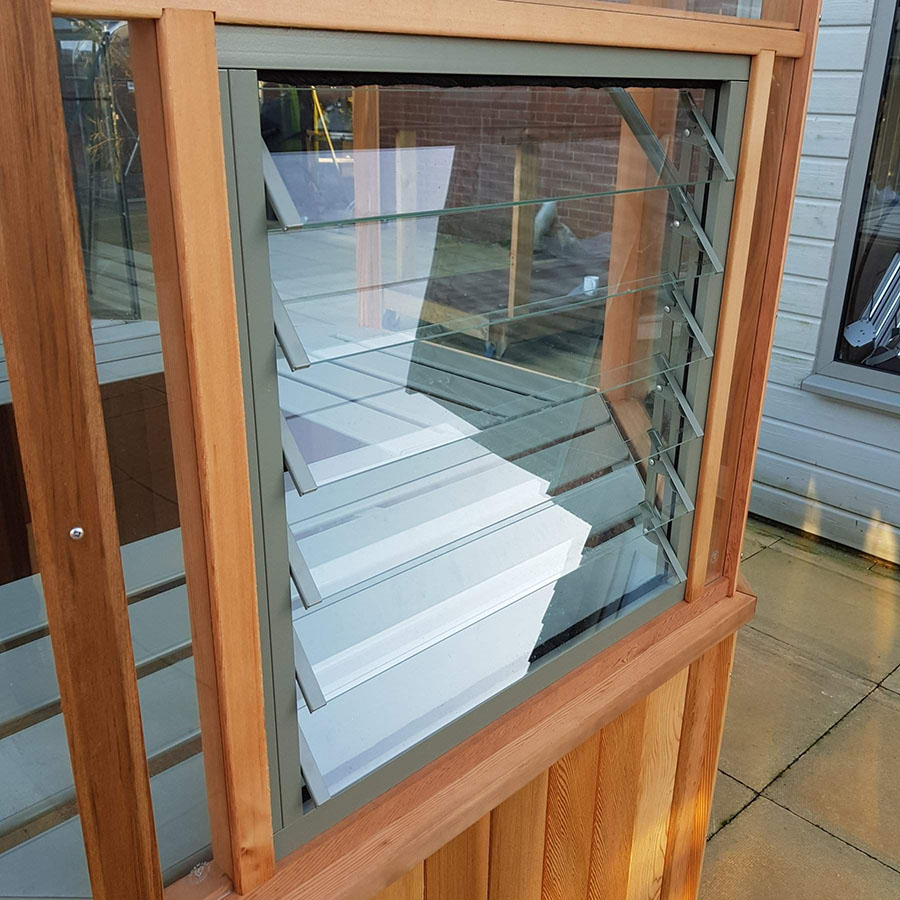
top-left (288, 523), bottom-right (322, 609)
top-left (262, 140), bottom-right (305, 230)
top-left (282, 354), bottom-right (705, 613)
top-left (259, 83), bottom-right (722, 232)
top-left (293, 514), bottom-right (683, 795)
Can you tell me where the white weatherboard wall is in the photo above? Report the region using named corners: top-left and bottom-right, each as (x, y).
top-left (751, 0), bottom-right (900, 564)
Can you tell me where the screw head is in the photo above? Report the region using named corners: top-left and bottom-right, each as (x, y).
top-left (648, 457), bottom-right (656, 466)
top-left (664, 304), bottom-right (672, 313)
top-left (655, 383), bottom-right (664, 393)
top-left (69, 526), bottom-right (85, 541)
top-left (683, 128), bottom-right (692, 138)
top-left (671, 219), bottom-right (682, 229)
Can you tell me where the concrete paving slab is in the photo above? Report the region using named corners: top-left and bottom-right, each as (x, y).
top-left (709, 772), bottom-right (755, 837)
top-left (719, 627), bottom-right (871, 790)
top-left (700, 797), bottom-right (900, 900)
top-left (742, 546), bottom-right (900, 681)
top-left (766, 688), bottom-right (900, 870)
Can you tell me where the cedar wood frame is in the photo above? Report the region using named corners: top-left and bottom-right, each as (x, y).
top-left (0, 1), bottom-right (819, 899)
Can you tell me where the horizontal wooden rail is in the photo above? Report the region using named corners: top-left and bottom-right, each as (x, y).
top-left (50, 0), bottom-right (806, 57)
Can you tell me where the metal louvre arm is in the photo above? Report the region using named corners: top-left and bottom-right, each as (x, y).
top-left (607, 87), bottom-right (724, 274)
top-left (261, 140), bottom-right (305, 230)
top-left (663, 281), bottom-right (715, 359)
top-left (288, 523), bottom-right (323, 608)
top-left (298, 725), bottom-right (330, 804)
top-left (273, 285), bottom-right (311, 371)
top-left (679, 90), bottom-right (736, 182)
top-left (281, 412), bottom-right (317, 495)
top-left (653, 352), bottom-right (705, 438)
top-left (648, 428), bottom-right (695, 513)
top-left (293, 629), bottom-right (327, 713)
top-left (640, 503), bottom-right (688, 583)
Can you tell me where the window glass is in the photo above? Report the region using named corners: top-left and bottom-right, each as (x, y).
top-left (0, 19), bottom-right (210, 896)
top-left (836, 7), bottom-right (900, 376)
top-left (249, 80), bottom-right (727, 801)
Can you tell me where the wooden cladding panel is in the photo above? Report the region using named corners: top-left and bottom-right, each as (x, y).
top-left (0, 2), bottom-right (163, 898)
top-left (371, 657), bottom-right (727, 900)
top-left (489, 774), bottom-right (549, 900)
top-left (425, 815), bottom-right (491, 900)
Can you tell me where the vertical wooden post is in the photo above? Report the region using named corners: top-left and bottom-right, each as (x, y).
top-left (354, 86), bottom-right (384, 328)
top-left (129, 11), bottom-right (274, 893)
top-left (0, 2), bottom-right (163, 898)
top-left (661, 635), bottom-right (736, 900)
top-left (685, 50), bottom-right (775, 601)
top-left (721, 1), bottom-right (821, 593)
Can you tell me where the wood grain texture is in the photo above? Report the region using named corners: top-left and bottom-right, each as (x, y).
top-left (0, 2), bottom-right (163, 898)
top-left (660, 635), bottom-right (736, 900)
top-left (625, 670), bottom-right (688, 900)
top-left (541, 735), bottom-right (601, 900)
top-left (48, 0), bottom-right (807, 56)
top-left (239, 589), bottom-right (754, 900)
top-left (685, 49), bottom-right (776, 602)
top-left (129, 11), bottom-right (274, 892)
top-left (593, 699), bottom-right (647, 900)
top-left (721, 0), bottom-right (822, 593)
top-left (425, 814), bottom-right (490, 900)
top-left (376, 865), bottom-right (425, 900)
top-left (489, 773), bottom-right (549, 900)
top-left (589, 670), bottom-right (689, 900)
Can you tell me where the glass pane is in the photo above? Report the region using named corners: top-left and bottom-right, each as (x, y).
top-left (263, 84), bottom-right (720, 230)
top-left (534, 0), bottom-right (800, 25)
top-left (0, 20), bottom-right (210, 897)
top-left (836, 7), bottom-right (900, 376)
top-left (253, 80), bottom-right (718, 803)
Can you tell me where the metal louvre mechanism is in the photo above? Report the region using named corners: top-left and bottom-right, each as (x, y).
top-left (262, 140), bottom-right (305, 230)
top-left (679, 89), bottom-right (736, 181)
top-left (273, 285), bottom-right (311, 371)
top-left (654, 352), bottom-right (706, 438)
top-left (287, 523), bottom-right (322, 608)
top-left (607, 86), bottom-right (726, 273)
top-left (662, 281), bottom-right (715, 359)
top-left (647, 428), bottom-right (694, 513)
top-left (843, 250), bottom-right (900, 366)
top-left (281, 413), bottom-right (317, 495)
top-left (293, 630), bottom-right (327, 712)
top-left (640, 504), bottom-right (688, 582)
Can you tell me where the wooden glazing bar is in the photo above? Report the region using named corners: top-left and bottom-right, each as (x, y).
top-left (48, 1), bottom-right (808, 57)
top-left (129, 11), bottom-right (274, 892)
top-left (685, 49), bottom-right (776, 601)
top-left (0, 2), bottom-right (163, 897)
top-left (353, 87), bottom-right (383, 329)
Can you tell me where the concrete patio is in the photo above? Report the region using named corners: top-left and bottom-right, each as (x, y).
top-left (701, 517), bottom-right (900, 899)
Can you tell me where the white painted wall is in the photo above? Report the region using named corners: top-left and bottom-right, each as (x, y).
top-left (751, 0), bottom-right (900, 563)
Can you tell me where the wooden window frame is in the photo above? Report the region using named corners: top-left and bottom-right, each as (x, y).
top-left (0, 1), bottom-right (821, 898)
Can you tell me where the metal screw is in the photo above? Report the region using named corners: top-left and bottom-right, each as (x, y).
top-left (683, 128), bottom-right (692, 138)
top-left (69, 526), bottom-right (85, 541)
top-left (664, 304), bottom-right (672, 314)
top-left (671, 219), bottom-right (682, 229)
top-left (655, 383), bottom-right (664, 393)
top-left (648, 457), bottom-right (656, 466)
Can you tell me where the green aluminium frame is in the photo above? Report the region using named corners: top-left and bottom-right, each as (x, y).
top-left (217, 25), bottom-right (748, 859)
